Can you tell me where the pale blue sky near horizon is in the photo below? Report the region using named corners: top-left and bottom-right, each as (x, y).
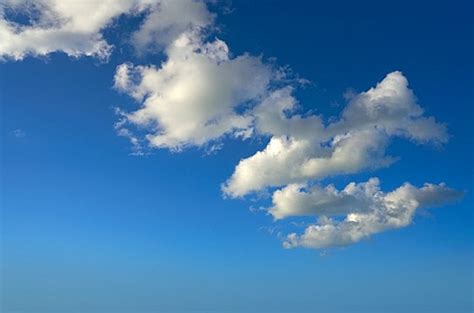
top-left (1, 0), bottom-right (473, 313)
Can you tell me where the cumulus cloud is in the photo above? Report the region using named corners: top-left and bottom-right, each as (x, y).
top-left (330, 71), bottom-right (448, 143)
top-left (222, 72), bottom-right (447, 197)
top-left (60, 1), bottom-right (462, 249)
top-left (222, 130), bottom-right (395, 197)
top-left (270, 178), bottom-right (382, 220)
top-left (1, 0), bottom-right (462, 250)
top-left (131, 0), bottom-right (214, 53)
top-left (114, 31), bottom-right (273, 150)
top-left (0, 0), bottom-right (213, 60)
top-left (0, 0), bottom-right (131, 60)
top-left (281, 179), bottom-right (463, 249)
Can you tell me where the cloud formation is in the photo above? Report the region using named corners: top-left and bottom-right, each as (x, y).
top-left (0, 0), bottom-right (212, 60)
top-left (114, 32), bottom-right (273, 150)
top-left (222, 72), bottom-right (448, 197)
top-left (131, 0), bottom-right (214, 53)
top-left (0, 0), bottom-right (129, 60)
top-left (281, 179), bottom-right (463, 249)
top-left (1, 0), bottom-right (462, 249)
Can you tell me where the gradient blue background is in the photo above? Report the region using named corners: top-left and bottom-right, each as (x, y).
top-left (1, 0), bottom-right (472, 312)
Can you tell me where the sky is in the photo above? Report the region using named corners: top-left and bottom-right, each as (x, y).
top-left (0, 0), bottom-right (473, 312)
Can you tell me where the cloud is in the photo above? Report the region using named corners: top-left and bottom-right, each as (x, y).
top-left (281, 179), bottom-right (463, 249)
top-left (330, 71), bottom-right (448, 143)
top-left (10, 128), bottom-right (26, 138)
top-left (0, 0), bottom-right (214, 60)
top-left (1, 0), bottom-right (462, 250)
top-left (222, 130), bottom-right (395, 198)
top-left (131, 0), bottom-right (214, 53)
top-left (114, 31), bottom-right (274, 150)
top-left (269, 178), bottom-right (382, 220)
top-left (222, 72), bottom-right (447, 197)
top-left (0, 0), bottom-right (132, 60)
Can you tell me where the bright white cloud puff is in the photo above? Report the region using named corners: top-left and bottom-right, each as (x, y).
top-left (222, 71), bottom-right (449, 197)
top-left (0, 0), bottom-right (211, 60)
top-left (1, 0), bottom-right (462, 249)
top-left (281, 179), bottom-right (462, 249)
top-left (114, 32), bottom-right (274, 150)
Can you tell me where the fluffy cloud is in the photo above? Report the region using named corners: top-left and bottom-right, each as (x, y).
top-left (281, 179), bottom-right (463, 249)
top-left (114, 31), bottom-right (273, 150)
top-left (0, 0), bottom-right (133, 60)
top-left (222, 72), bottom-right (447, 197)
top-left (330, 71), bottom-right (448, 143)
top-left (131, 0), bottom-right (214, 53)
top-left (0, 0), bottom-right (212, 60)
top-left (222, 130), bottom-right (394, 197)
top-left (1, 0), bottom-right (462, 250)
top-left (270, 178), bottom-right (382, 220)
top-left (0, 0), bottom-right (273, 150)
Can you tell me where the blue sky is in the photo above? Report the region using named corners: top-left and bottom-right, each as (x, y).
top-left (0, 1), bottom-right (472, 313)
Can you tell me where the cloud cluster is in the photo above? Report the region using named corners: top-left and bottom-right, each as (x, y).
top-left (1, 0), bottom-right (126, 60)
top-left (0, 0), bottom-right (211, 60)
top-left (114, 32), bottom-right (273, 150)
top-left (110, 1), bottom-right (460, 249)
top-left (131, 0), bottom-right (213, 53)
top-left (222, 72), bottom-right (448, 197)
top-left (1, 0), bottom-right (462, 249)
top-left (281, 179), bottom-right (462, 249)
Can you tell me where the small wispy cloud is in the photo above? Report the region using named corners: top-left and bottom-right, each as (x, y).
top-left (10, 129), bottom-right (26, 138)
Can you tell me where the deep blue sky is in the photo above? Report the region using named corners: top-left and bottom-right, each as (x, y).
top-left (1, 1), bottom-right (473, 312)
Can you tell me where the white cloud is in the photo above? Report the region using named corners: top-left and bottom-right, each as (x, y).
top-left (114, 31), bottom-right (274, 150)
top-left (131, 0), bottom-right (214, 53)
top-left (253, 87), bottom-right (325, 140)
top-left (282, 179), bottom-right (463, 249)
top-left (269, 178), bottom-right (382, 220)
top-left (0, 0), bottom-right (134, 60)
top-left (1, 0), bottom-right (462, 251)
top-left (222, 72), bottom-right (448, 197)
top-left (330, 71), bottom-right (448, 143)
top-left (0, 0), bottom-right (213, 60)
top-left (222, 129), bottom-right (395, 197)
top-left (0, 1), bottom-right (276, 150)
